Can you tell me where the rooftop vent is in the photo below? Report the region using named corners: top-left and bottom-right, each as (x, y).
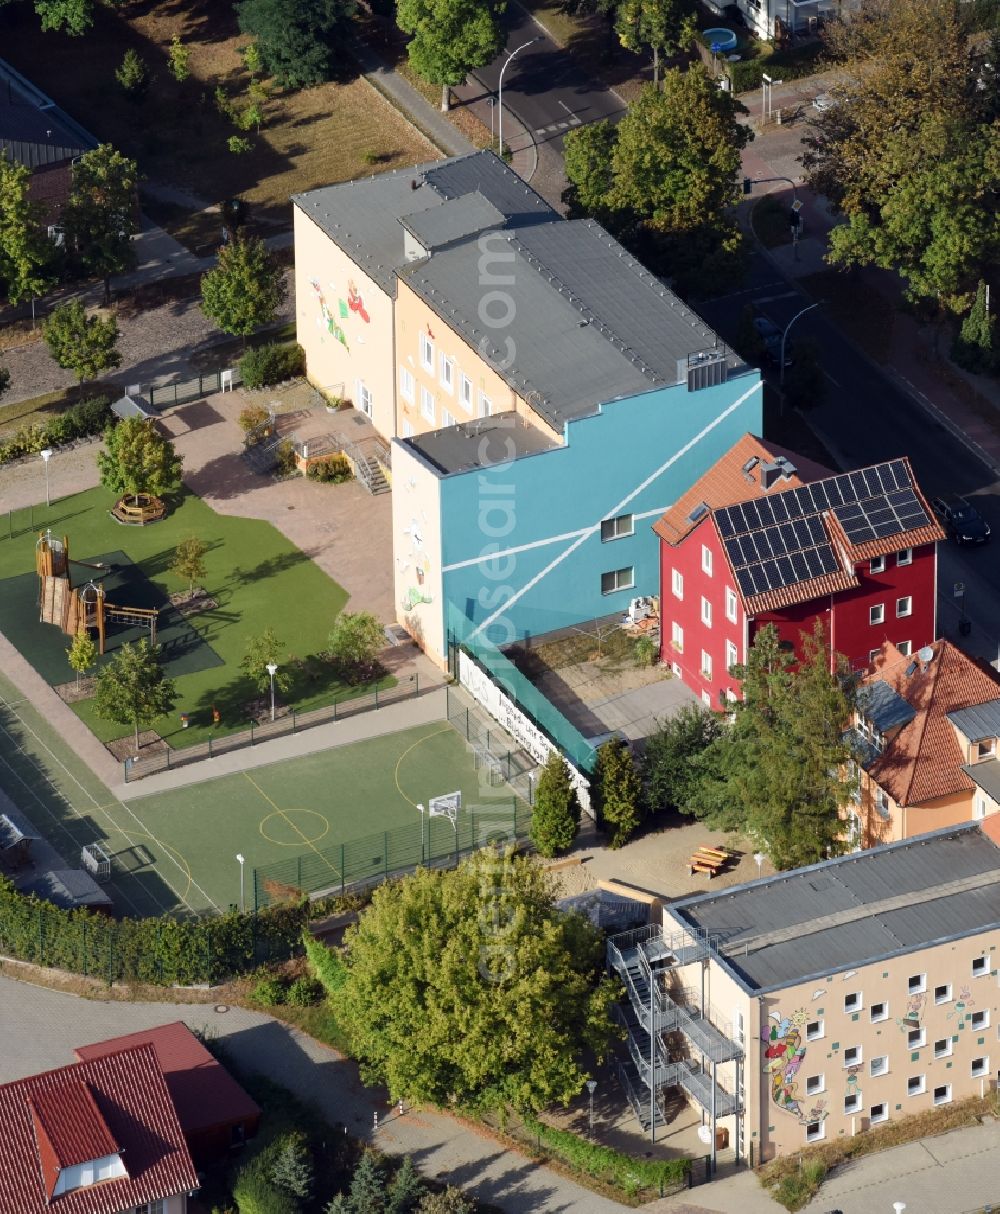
top-left (917, 645), bottom-right (935, 670)
top-left (742, 457), bottom-right (760, 482)
top-left (687, 502), bottom-right (709, 524)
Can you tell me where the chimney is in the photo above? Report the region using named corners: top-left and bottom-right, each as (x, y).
top-left (760, 461), bottom-right (783, 491)
top-left (741, 457), bottom-right (760, 483)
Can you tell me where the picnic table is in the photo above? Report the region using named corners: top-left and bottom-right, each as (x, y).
top-left (688, 845), bottom-right (729, 877)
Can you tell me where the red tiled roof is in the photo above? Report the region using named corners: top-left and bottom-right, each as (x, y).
top-left (865, 640), bottom-right (1000, 807)
top-left (75, 1022), bottom-right (260, 1137)
top-left (0, 1044), bottom-right (198, 1214)
top-left (738, 567), bottom-right (858, 616)
top-left (653, 433), bottom-right (832, 546)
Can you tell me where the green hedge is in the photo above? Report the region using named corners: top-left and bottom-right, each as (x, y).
top-left (0, 876), bottom-right (307, 985)
top-left (727, 42), bottom-right (825, 93)
top-left (523, 1115), bottom-right (690, 1196)
top-left (306, 454), bottom-right (352, 484)
top-left (239, 343), bottom-right (305, 390)
top-left (0, 396), bottom-right (111, 467)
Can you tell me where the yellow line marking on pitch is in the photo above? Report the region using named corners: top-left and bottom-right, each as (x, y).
top-left (244, 772), bottom-right (341, 879)
top-left (393, 724), bottom-right (453, 807)
top-left (110, 829), bottom-right (195, 904)
top-left (259, 808), bottom-right (330, 847)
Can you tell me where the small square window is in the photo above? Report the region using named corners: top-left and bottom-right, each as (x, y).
top-left (672, 569), bottom-right (684, 600)
top-left (844, 1090), bottom-right (862, 1114)
top-left (725, 587), bottom-right (738, 622)
top-left (869, 648), bottom-right (881, 663)
top-left (933, 1084), bottom-right (952, 1106)
top-left (701, 650), bottom-right (713, 680)
top-left (439, 354), bottom-right (454, 392)
top-left (843, 1045), bottom-right (862, 1067)
top-left (805, 1120), bottom-right (825, 1143)
top-left (907, 1075), bottom-right (925, 1096)
top-left (701, 597), bottom-right (713, 627)
top-left (460, 374), bottom-right (473, 412)
top-left (870, 1102), bottom-right (888, 1124)
top-left (399, 366), bottom-right (415, 403)
top-left (420, 332), bottom-right (434, 371)
top-left (478, 391), bottom-right (492, 418)
top-left (870, 603), bottom-right (885, 625)
top-left (701, 690), bottom-right (712, 707)
top-left (972, 1056), bottom-right (989, 1078)
top-left (420, 386), bottom-right (435, 423)
top-left (934, 1038), bottom-right (952, 1059)
top-left (702, 545), bottom-right (713, 576)
top-left (870, 556), bottom-right (886, 574)
top-left (671, 621), bottom-right (683, 653)
top-left (726, 640), bottom-right (738, 672)
top-left (897, 640), bottom-right (912, 657)
top-left (806, 1020), bottom-right (824, 1041)
top-left (934, 984), bottom-right (952, 1005)
top-left (907, 1027), bottom-right (926, 1050)
top-left (601, 514), bottom-right (634, 542)
top-left (601, 567), bottom-right (634, 596)
top-left (972, 955), bottom-right (989, 977)
top-left (971, 1010), bottom-right (989, 1030)
top-left (976, 739), bottom-right (997, 761)
top-left (870, 1055), bottom-right (888, 1077)
top-left (805, 1074), bottom-right (824, 1096)
top-left (897, 548), bottom-right (913, 566)
top-left (896, 596), bottom-right (912, 618)
top-left (908, 973), bottom-right (926, 995)
top-left (844, 992), bottom-right (862, 1014)
top-left (441, 408), bottom-right (455, 429)
top-left (870, 1002), bottom-right (888, 1023)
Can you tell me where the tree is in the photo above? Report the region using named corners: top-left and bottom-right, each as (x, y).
top-left (0, 151), bottom-right (56, 306)
top-left (43, 301), bottom-right (121, 383)
top-left (167, 34), bottom-right (191, 82)
top-left (397, 0), bottom-right (503, 112)
top-left (530, 750), bottom-right (580, 857)
top-left (331, 849), bottom-right (615, 1113)
top-left (97, 416), bottom-right (182, 497)
top-left (66, 627), bottom-right (97, 691)
top-left (562, 122), bottom-right (618, 226)
top-left (687, 623), bottom-right (857, 869)
top-left (614, 0), bottom-right (695, 87)
top-left (200, 235), bottom-right (287, 340)
top-left (170, 536), bottom-right (207, 596)
top-left (62, 145), bottom-right (139, 305)
top-left (593, 738), bottom-right (643, 848)
top-left (228, 135), bottom-right (253, 155)
top-left (33, 0), bottom-right (94, 34)
top-left (236, 0), bottom-right (357, 90)
top-left (344, 1151), bottom-right (387, 1212)
top-left (327, 611), bottom-right (384, 682)
top-left (643, 702), bottom-right (721, 813)
top-left (269, 1131), bottom-right (313, 1201)
top-left (242, 627), bottom-right (293, 694)
top-left (0, 364), bottom-right (9, 399)
top-left (387, 1156), bottom-right (426, 1213)
top-left (94, 638), bottom-right (177, 754)
top-left (416, 1191), bottom-right (475, 1214)
top-left (115, 49), bottom-right (149, 101)
top-left (952, 280), bottom-right (998, 373)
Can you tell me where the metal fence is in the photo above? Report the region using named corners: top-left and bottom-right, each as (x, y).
top-left (252, 796), bottom-right (529, 910)
top-left (146, 367), bottom-right (241, 410)
top-left (124, 674), bottom-right (435, 782)
top-left (446, 684), bottom-right (539, 804)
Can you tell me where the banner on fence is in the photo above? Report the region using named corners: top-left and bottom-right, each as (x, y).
top-left (457, 650), bottom-right (591, 813)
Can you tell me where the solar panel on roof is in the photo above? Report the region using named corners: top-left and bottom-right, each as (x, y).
top-left (716, 510), bottom-right (736, 539)
top-left (776, 555), bottom-right (795, 585)
top-left (791, 552), bottom-right (809, 579)
top-left (735, 567), bottom-right (756, 597)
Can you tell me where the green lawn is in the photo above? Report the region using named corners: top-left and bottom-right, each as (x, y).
top-left (0, 486), bottom-right (374, 750)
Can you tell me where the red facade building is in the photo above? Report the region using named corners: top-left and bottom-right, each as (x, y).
top-left (654, 435), bottom-right (944, 705)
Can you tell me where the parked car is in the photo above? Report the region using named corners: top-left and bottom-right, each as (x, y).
top-left (812, 92), bottom-right (836, 112)
top-left (753, 315), bottom-right (793, 367)
top-left (931, 494), bottom-right (991, 545)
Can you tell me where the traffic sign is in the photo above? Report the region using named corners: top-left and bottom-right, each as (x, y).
top-left (954, 582), bottom-right (965, 598)
top-left (791, 198), bottom-right (804, 212)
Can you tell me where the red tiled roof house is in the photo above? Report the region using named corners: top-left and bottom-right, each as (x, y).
top-left (0, 1043), bottom-right (199, 1214)
top-left (653, 436), bottom-right (944, 706)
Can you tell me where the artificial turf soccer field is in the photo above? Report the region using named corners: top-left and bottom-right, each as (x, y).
top-left (0, 674), bottom-right (523, 920)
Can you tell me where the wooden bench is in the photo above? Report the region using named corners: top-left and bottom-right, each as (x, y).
top-left (689, 860), bottom-right (719, 877)
top-left (696, 845), bottom-right (728, 862)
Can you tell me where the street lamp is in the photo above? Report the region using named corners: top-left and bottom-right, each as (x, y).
top-left (753, 851), bottom-right (764, 878)
top-left (236, 852), bottom-right (246, 913)
top-left (586, 1079), bottom-right (597, 1139)
top-left (40, 448), bottom-right (52, 509)
top-left (893, 1204), bottom-right (906, 1214)
top-left (498, 37), bottom-right (541, 158)
top-left (780, 301), bottom-right (822, 388)
top-left (416, 802), bottom-right (426, 861)
top-left (266, 662), bottom-right (277, 722)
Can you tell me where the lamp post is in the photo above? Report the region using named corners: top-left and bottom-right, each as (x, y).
top-left (40, 448), bottom-right (52, 508)
top-left (780, 301), bottom-right (822, 388)
top-left (416, 802), bottom-right (426, 861)
top-left (266, 662), bottom-right (277, 722)
top-left (586, 1079), bottom-right (597, 1139)
top-left (498, 37), bottom-right (541, 159)
top-left (236, 852), bottom-right (245, 913)
top-left (753, 851), bottom-right (764, 879)
top-left (893, 1204), bottom-right (906, 1214)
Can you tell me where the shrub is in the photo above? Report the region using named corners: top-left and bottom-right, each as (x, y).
top-left (726, 41), bottom-right (824, 93)
top-left (285, 975), bottom-right (324, 1006)
top-left (524, 1116), bottom-right (689, 1196)
top-left (274, 439), bottom-right (298, 478)
top-left (633, 635), bottom-right (656, 667)
top-left (232, 1151), bottom-right (299, 1214)
top-left (240, 342), bottom-right (305, 389)
top-left (0, 396), bottom-right (113, 467)
top-left (306, 454), bottom-right (352, 484)
top-left (251, 975), bottom-right (288, 1005)
top-left (302, 931), bottom-right (347, 996)
top-left (239, 403), bottom-right (273, 435)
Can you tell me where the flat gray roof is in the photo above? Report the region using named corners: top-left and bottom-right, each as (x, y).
top-left (949, 701), bottom-right (1000, 741)
top-left (669, 823), bottom-right (1000, 994)
top-left (400, 192), bottom-right (507, 250)
top-left (404, 411), bottom-right (557, 474)
top-left (964, 760), bottom-right (1000, 803)
top-left (293, 151), bottom-right (555, 293)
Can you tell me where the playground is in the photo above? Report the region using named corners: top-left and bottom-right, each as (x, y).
top-left (0, 674), bottom-right (525, 919)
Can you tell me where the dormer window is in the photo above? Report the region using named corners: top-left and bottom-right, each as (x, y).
top-left (54, 1153), bottom-right (127, 1195)
top-left (976, 738), bottom-right (996, 761)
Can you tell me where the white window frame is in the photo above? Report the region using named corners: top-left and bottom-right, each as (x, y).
top-left (844, 1090), bottom-right (862, 1114)
top-left (976, 739), bottom-right (997, 761)
top-left (701, 650), bottom-right (713, 680)
top-left (806, 1019), bottom-right (824, 1042)
top-left (701, 596), bottom-right (712, 627)
top-left (870, 555), bottom-right (886, 574)
top-left (725, 586), bottom-right (738, 622)
top-left (701, 690), bottom-right (712, 707)
top-left (726, 640), bottom-right (738, 673)
top-left (420, 332), bottom-right (434, 371)
top-left (933, 1083), bottom-right (952, 1106)
top-left (934, 1038), bottom-right (952, 1059)
top-left (971, 1009), bottom-right (990, 1030)
top-left (441, 408), bottom-right (456, 429)
top-left (908, 973), bottom-right (927, 995)
top-left (672, 568), bottom-right (684, 600)
top-left (844, 992), bottom-right (863, 1014)
top-left (973, 955), bottom-right (990, 977)
top-left (460, 373), bottom-right (473, 413)
top-left (601, 514), bottom-right (634, 542)
top-left (972, 1056), bottom-right (989, 1078)
top-left (478, 391), bottom-right (492, 418)
top-left (897, 640), bottom-right (912, 657)
top-left (897, 548), bottom-right (913, 566)
top-left (805, 1073), bottom-right (824, 1096)
top-left (439, 353), bottom-right (454, 393)
top-left (671, 621), bottom-right (684, 653)
top-left (870, 603), bottom-right (885, 625)
top-left (870, 1102), bottom-right (889, 1124)
top-left (399, 366), bottom-right (415, 403)
top-left (934, 983), bottom-right (952, 1005)
top-left (420, 386), bottom-right (435, 424)
top-left (843, 1045), bottom-right (862, 1067)
top-left (907, 1027), bottom-right (926, 1050)
top-left (907, 1074), bottom-right (926, 1097)
top-left (870, 1055), bottom-right (888, 1077)
top-left (975, 795), bottom-right (988, 821)
top-left (356, 380), bottom-right (373, 418)
top-left (805, 1120), bottom-right (826, 1143)
top-left (401, 419), bottom-right (414, 439)
top-left (896, 596), bottom-right (913, 618)
top-left (602, 566), bottom-right (634, 596)
top-left (870, 1002), bottom-right (889, 1023)
top-left (702, 545), bottom-right (713, 575)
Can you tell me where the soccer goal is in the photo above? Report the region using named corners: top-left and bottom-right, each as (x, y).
top-left (80, 842), bottom-right (112, 883)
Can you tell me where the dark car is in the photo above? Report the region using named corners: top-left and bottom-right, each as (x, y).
top-left (753, 315), bottom-right (792, 368)
top-left (931, 494), bottom-right (992, 545)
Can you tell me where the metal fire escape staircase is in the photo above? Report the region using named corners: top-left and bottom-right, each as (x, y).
top-left (607, 925), bottom-right (744, 1160)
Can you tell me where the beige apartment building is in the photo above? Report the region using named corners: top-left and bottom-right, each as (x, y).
top-left (608, 819), bottom-right (1000, 1164)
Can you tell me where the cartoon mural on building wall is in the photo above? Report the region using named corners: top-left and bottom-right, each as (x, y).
top-left (399, 516), bottom-right (433, 611)
top-left (947, 985), bottom-right (975, 1024)
top-left (896, 990), bottom-right (926, 1032)
top-left (762, 1010), bottom-right (829, 1126)
top-left (310, 279), bottom-right (350, 350)
top-left (346, 279), bottom-right (370, 324)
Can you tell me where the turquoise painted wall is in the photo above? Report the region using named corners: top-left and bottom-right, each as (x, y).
top-left (440, 371), bottom-right (763, 649)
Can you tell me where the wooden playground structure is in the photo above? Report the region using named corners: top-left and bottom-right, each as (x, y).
top-left (35, 530), bottom-right (158, 655)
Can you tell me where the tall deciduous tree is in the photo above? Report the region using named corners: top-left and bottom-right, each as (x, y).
top-left (62, 145), bottom-right (139, 305)
top-left (331, 849), bottom-right (615, 1112)
top-left (530, 750), bottom-right (580, 857)
top-left (43, 301), bottom-right (121, 382)
top-left (66, 627), bottom-right (98, 690)
top-left (97, 416), bottom-right (182, 496)
top-left (200, 236), bottom-right (287, 339)
top-left (236, 0), bottom-right (356, 90)
top-left (94, 638), bottom-right (177, 754)
top-left (242, 627), bottom-right (293, 694)
top-left (642, 702), bottom-right (721, 813)
top-left (397, 0), bottom-right (503, 112)
top-left (593, 737), bottom-right (644, 847)
top-left (614, 0), bottom-right (695, 87)
top-left (562, 121), bottom-right (618, 226)
top-left (687, 622), bottom-right (856, 869)
top-left (170, 536), bottom-right (207, 595)
top-left (0, 152), bottom-right (56, 307)
top-left (327, 611), bottom-right (385, 683)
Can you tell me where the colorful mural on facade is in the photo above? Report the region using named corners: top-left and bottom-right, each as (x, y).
top-left (310, 279), bottom-right (351, 349)
top-left (762, 1010), bottom-right (829, 1125)
top-left (399, 516), bottom-right (433, 612)
top-left (947, 984), bottom-right (975, 1024)
top-left (896, 990), bottom-right (926, 1032)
